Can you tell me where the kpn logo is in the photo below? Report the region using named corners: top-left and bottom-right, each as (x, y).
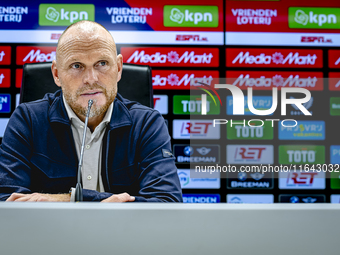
top-left (39, 4), bottom-right (95, 26)
top-left (164, 5), bottom-right (218, 27)
top-left (289, 7), bottom-right (340, 29)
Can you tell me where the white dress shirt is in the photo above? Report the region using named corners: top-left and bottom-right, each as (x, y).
top-left (62, 95), bottom-right (113, 201)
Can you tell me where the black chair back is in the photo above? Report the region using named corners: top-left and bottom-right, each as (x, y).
top-left (20, 62), bottom-right (153, 107)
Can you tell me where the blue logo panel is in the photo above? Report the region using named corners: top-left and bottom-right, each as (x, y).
top-left (331, 146), bottom-right (340, 164)
top-left (0, 94), bottom-right (11, 113)
top-left (279, 120), bottom-right (325, 140)
top-left (279, 194), bottom-right (325, 203)
top-left (183, 194), bottom-right (220, 203)
top-left (226, 96), bottom-right (273, 115)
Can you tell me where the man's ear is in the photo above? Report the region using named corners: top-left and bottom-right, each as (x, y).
top-left (116, 54), bottom-right (123, 83)
top-left (51, 60), bottom-right (62, 87)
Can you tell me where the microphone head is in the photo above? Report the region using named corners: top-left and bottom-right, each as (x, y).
top-left (88, 99), bottom-right (93, 107)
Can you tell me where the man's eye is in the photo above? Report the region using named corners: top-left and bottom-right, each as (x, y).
top-left (71, 63), bottom-right (81, 69)
top-left (99, 61), bottom-right (106, 66)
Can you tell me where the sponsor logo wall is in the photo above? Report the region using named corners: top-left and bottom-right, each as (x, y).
top-left (1, 0), bottom-right (340, 203)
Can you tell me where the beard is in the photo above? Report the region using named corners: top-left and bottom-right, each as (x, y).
top-left (62, 83), bottom-right (116, 118)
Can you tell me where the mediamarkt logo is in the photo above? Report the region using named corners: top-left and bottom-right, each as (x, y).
top-left (227, 48), bottom-right (322, 68)
top-left (16, 46), bottom-right (57, 65)
top-left (152, 70), bottom-right (218, 89)
top-left (226, 71), bottom-right (323, 90)
top-left (121, 47), bottom-right (219, 67)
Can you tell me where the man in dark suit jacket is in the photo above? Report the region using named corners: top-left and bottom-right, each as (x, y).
top-left (0, 21), bottom-right (182, 202)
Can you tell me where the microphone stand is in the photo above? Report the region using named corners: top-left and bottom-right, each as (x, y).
top-left (75, 99), bottom-right (93, 202)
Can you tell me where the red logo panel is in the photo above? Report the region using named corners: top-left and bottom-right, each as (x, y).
top-left (16, 46), bottom-right (56, 65)
top-left (226, 71), bottom-right (323, 90)
top-left (0, 46), bottom-right (11, 65)
top-left (152, 70), bottom-right (219, 90)
top-left (16, 69), bottom-right (23, 88)
top-left (226, 48), bottom-right (323, 68)
top-left (121, 47), bottom-right (219, 67)
top-left (329, 72), bottom-right (340, 91)
top-left (328, 50), bottom-right (340, 69)
top-left (0, 69), bottom-right (11, 88)
top-left (226, 0), bottom-right (340, 33)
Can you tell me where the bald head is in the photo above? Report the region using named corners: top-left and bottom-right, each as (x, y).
top-left (51, 20), bottom-right (123, 124)
top-left (56, 21), bottom-right (117, 65)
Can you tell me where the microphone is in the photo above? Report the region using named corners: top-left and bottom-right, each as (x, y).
top-left (75, 99), bottom-right (94, 202)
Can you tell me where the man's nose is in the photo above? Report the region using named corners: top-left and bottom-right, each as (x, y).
top-left (83, 67), bottom-right (98, 84)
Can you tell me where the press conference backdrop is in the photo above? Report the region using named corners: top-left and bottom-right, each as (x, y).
top-left (1, 0), bottom-right (340, 203)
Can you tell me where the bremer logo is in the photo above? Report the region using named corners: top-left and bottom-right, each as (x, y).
top-left (121, 47), bottom-right (219, 67)
top-left (152, 70), bottom-right (219, 90)
top-left (0, 46), bottom-right (11, 65)
top-left (328, 50), bottom-right (340, 68)
top-left (226, 71), bottom-right (323, 91)
top-left (0, 69), bottom-right (10, 88)
top-left (17, 46), bottom-right (56, 65)
top-left (226, 48), bottom-right (322, 68)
